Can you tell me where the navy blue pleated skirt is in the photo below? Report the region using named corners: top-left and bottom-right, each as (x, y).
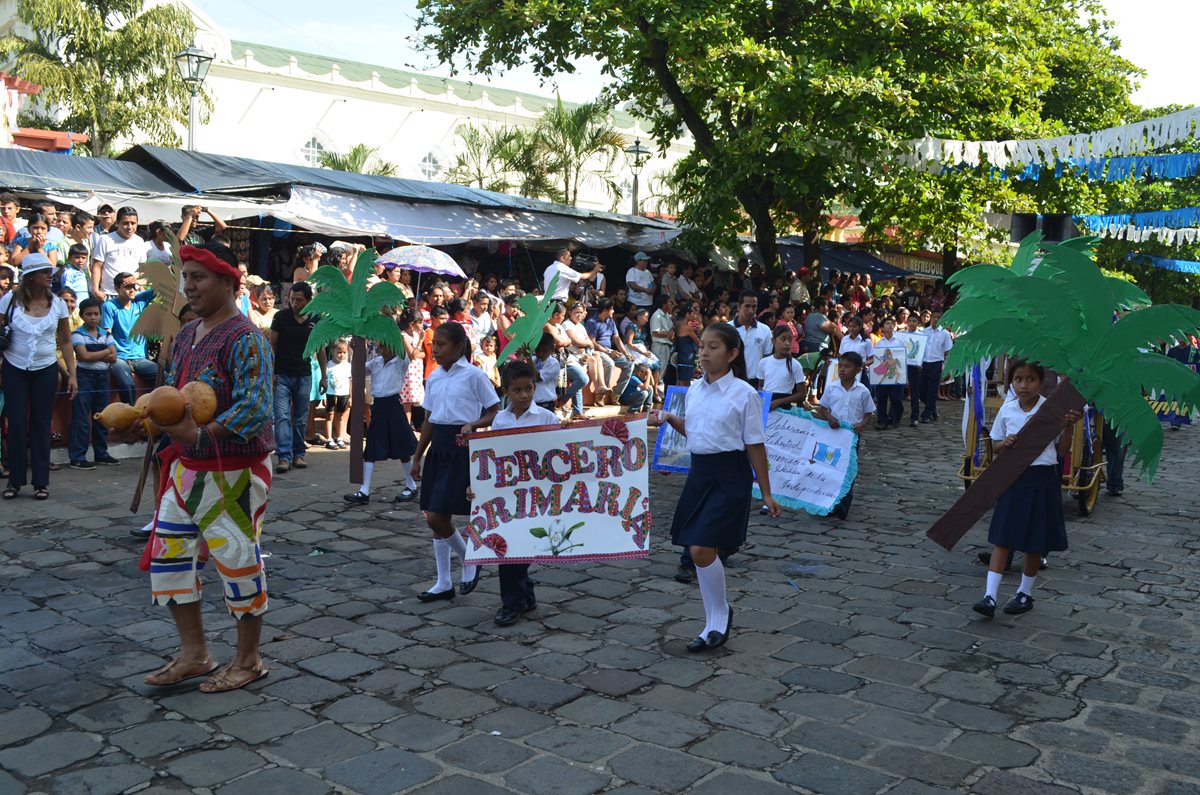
top-left (988, 465), bottom-right (1068, 553)
top-left (419, 423), bottom-right (471, 516)
top-left (670, 450), bottom-right (752, 549)
top-left (364, 395), bottom-right (417, 462)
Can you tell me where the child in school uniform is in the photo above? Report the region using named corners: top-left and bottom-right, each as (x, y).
top-left (973, 360), bottom-right (1079, 618)
top-left (69, 297), bottom-right (118, 469)
top-left (324, 340), bottom-right (352, 449)
top-left (533, 332), bottom-right (560, 411)
top-left (904, 314), bottom-right (924, 427)
top-left (489, 360), bottom-right (561, 626)
top-left (759, 325), bottom-right (807, 410)
top-left (814, 351), bottom-right (875, 521)
top-left (871, 317), bottom-right (906, 429)
top-left (343, 343), bottom-right (419, 505)
top-left (659, 323), bottom-right (781, 652)
top-left (412, 322), bottom-right (500, 602)
top-left (838, 315), bottom-right (874, 393)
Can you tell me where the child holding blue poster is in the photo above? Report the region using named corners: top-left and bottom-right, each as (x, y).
top-left (659, 323), bottom-right (780, 652)
top-left (815, 351), bottom-right (875, 520)
top-left (489, 361), bottom-right (560, 627)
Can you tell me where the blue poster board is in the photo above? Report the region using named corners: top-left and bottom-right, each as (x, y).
top-left (651, 385), bottom-right (772, 473)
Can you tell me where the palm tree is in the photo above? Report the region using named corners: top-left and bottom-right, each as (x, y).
top-left (319, 144), bottom-right (399, 177)
top-left (446, 124), bottom-right (563, 202)
top-left (536, 98), bottom-right (625, 207)
top-left (301, 251), bottom-right (406, 481)
top-left (929, 234), bottom-right (1200, 548)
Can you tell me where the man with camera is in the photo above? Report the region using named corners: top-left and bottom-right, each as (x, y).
top-left (178, 205), bottom-right (228, 246)
top-left (544, 247), bottom-right (603, 302)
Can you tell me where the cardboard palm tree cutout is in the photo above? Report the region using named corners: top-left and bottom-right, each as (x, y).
top-left (928, 234), bottom-right (1200, 550)
top-left (301, 250), bottom-right (407, 482)
top-left (131, 229), bottom-right (189, 340)
top-left (497, 274), bottom-right (559, 362)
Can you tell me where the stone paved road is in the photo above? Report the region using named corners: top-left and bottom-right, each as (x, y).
top-left (2, 403), bottom-right (1199, 794)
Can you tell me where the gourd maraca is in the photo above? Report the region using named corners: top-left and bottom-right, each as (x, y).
top-left (141, 382), bottom-right (218, 427)
top-left (94, 402), bottom-right (140, 431)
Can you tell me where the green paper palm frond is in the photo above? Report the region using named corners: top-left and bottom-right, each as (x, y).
top-left (497, 274), bottom-right (559, 361)
top-left (300, 253), bottom-right (406, 358)
top-left (946, 236), bottom-right (1200, 480)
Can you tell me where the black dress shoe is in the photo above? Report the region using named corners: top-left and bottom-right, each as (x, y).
top-left (393, 487), bottom-right (419, 503)
top-left (1003, 591), bottom-right (1035, 614)
top-left (494, 602), bottom-right (535, 626)
top-left (706, 606), bottom-right (734, 649)
top-left (343, 491), bottom-right (369, 505)
top-left (674, 564), bottom-right (695, 584)
top-left (686, 635), bottom-right (713, 653)
top-left (129, 526), bottom-right (152, 540)
top-left (416, 588), bottom-right (455, 603)
top-left (460, 568), bottom-right (482, 595)
top-left (972, 595), bottom-right (996, 618)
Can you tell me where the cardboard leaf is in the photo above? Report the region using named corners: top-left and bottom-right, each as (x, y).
top-left (497, 274), bottom-right (558, 361)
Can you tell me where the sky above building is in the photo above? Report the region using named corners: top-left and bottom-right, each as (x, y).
top-left (197, 0), bottom-right (1198, 113)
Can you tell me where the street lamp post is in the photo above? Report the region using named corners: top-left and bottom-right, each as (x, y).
top-left (174, 46), bottom-right (214, 151)
top-left (624, 138), bottom-right (651, 216)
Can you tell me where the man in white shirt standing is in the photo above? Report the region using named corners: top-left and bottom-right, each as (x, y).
top-left (90, 207), bottom-right (145, 300)
top-left (626, 252), bottom-right (655, 310)
top-left (920, 311), bottom-right (954, 423)
top-left (544, 248), bottom-right (602, 302)
top-left (733, 290), bottom-right (772, 388)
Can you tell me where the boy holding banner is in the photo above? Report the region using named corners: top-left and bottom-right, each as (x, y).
top-left (489, 361), bottom-right (561, 626)
top-left (815, 351), bottom-right (875, 520)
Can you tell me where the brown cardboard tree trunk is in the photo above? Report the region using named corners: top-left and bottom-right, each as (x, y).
top-left (927, 379), bottom-right (1085, 551)
top-left (349, 336), bottom-right (366, 484)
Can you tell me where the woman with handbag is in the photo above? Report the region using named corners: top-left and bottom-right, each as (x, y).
top-left (0, 253), bottom-right (77, 499)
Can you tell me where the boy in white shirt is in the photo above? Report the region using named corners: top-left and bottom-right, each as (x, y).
top-left (490, 361), bottom-right (561, 627)
top-left (815, 351), bottom-right (875, 520)
top-left (920, 311), bottom-right (954, 423)
top-left (533, 333), bottom-right (561, 411)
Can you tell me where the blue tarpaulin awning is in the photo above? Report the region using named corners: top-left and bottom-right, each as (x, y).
top-left (774, 237), bottom-right (912, 279)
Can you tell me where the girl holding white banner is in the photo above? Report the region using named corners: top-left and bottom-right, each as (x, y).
top-left (659, 323), bottom-right (781, 652)
top-left (412, 323), bottom-right (500, 603)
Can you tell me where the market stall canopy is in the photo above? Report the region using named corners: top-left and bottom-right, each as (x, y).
top-left (118, 146), bottom-right (680, 248)
top-left (776, 237), bottom-right (912, 279)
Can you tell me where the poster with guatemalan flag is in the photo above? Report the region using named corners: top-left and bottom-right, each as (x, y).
top-left (463, 417), bottom-right (651, 565)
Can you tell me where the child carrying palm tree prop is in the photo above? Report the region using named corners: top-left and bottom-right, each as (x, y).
top-left (928, 234), bottom-right (1200, 550)
top-left (301, 249), bottom-right (408, 484)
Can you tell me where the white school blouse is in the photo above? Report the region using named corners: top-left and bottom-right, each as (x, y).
top-left (990, 395), bottom-right (1058, 466)
top-left (424, 357), bottom-right (500, 425)
top-left (683, 371), bottom-right (765, 454)
top-left (365, 354), bottom-right (406, 398)
top-left (820, 379), bottom-right (876, 427)
top-left (922, 326), bottom-right (954, 362)
top-left (839, 335), bottom-right (874, 362)
top-left (535, 355), bottom-right (561, 403)
top-left (758, 355), bottom-right (804, 395)
top-left (491, 404), bottom-right (559, 430)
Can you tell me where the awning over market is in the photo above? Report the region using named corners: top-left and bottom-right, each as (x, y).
top-left (775, 236), bottom-right (912, 279)
top-left (0, 146), bottom-right (680, 249)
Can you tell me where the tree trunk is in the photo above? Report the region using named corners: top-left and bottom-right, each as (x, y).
top-left (927, 379), bottom-right (1085, 551)
top-left (349, 336), bottom-right (366, 484)
top-left (803, 229), bottom-right (820, 274)
top-left (941, 244), bottom-right (959, 281)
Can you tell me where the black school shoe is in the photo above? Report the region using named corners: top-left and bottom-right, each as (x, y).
top-left (343, 491), bottom-right (369, 505)
top-left (417, 588), bottom-right (455, 603)
top-left (687, 607), bottom-right (734, 652)
top-left (393, 487), bottom-right (419, 503)
top-left (674, 563), bottom-right (696, 584)
top-left (1003, 592), bottom-right (1035, 614)
top-left (494, 601), bottom-right (536, 627)
top-left (972, 595), bottom-right (996, 618)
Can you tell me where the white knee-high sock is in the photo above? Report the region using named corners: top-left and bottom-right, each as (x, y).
top-left (431, 538), bottom-right (453, 593)
top-left (985, 571), bottom-right (1002, 600)
top-left (695, 557), bottom-right (730, 638)
top-left (402, 459), bottom-right (416, 489)
top-left (444, 531), bottom-right (478, 585)
top-left (359, 462), bottom-right (375, 495)
top-left (1019, 574), bottom-right (1036, 596)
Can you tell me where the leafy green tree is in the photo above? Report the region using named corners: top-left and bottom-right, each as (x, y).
top-left (416, 0), bottom-right (1140, 270)
top-left (535, 98), bottom-right (624, 207)
top-left (0, 0), bottom-right (200, 156)
top-left (319, 143), bottom-right (399, 177)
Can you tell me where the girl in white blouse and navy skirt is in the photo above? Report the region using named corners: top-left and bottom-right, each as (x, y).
top-left (659, 323), bottom-right (780, 652)
top-left (412, 322), bottom-right (500, 602)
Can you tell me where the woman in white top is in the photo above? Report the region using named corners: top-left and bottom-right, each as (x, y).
top-left (412, 322), bottom-right (500, 603)
top-left (562, 302), bottom-right (605, 406)
top-left (544, 302), bottom-right (589, 418)
top-left (0, 253), bottom-right (77, 499)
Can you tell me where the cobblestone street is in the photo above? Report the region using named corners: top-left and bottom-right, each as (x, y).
top-left (2, 403), bottom-right (1198, 794)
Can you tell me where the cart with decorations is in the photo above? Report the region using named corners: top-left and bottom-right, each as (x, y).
top-left (957, 358), bottom-right (1106, 515)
